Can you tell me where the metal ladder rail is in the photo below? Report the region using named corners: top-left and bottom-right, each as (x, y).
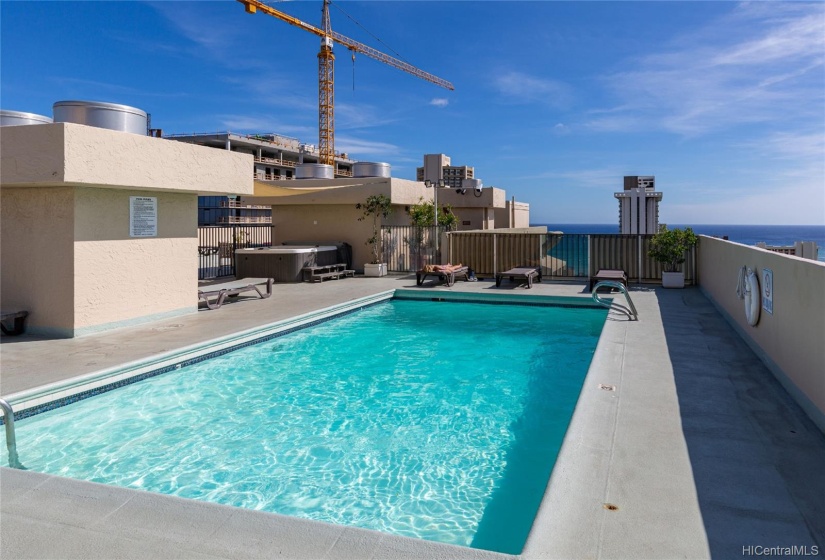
top-left (592, 281), bottom-right (639, 321)
top-left (0, 398), bottom-right (24, 469)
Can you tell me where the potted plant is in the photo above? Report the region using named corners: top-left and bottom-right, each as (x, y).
top-left (356, 194), bottom-right (392, 276)
top-left (406, 197), bottom-right (458, 269)
top-left (648, 225), bottom-right (698, 288)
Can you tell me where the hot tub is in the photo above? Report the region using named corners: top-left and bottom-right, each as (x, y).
top-left (235, 246), bottom-right (339, 282)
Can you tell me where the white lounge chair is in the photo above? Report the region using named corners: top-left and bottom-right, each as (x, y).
top-left (198, 278), bottom-right (274, 310)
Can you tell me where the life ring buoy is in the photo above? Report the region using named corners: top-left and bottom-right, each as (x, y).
top-left (738, 267), bottom-right (761, 326)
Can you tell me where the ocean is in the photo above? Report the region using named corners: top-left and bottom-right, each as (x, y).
top-left (532, 224), bottom-right (825, 262)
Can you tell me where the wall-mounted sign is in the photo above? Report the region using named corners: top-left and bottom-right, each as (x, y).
top-left (130, 196), bottom-right (157, 237)
top-left (762, 268), bottom-right (773, 315)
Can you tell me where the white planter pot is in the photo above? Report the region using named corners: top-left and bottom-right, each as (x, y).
top-left (364, 263), bottom-right (387, 277)
top-left (662, 271), bottom-right (685, 289)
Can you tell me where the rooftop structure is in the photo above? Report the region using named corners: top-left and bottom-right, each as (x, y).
top-left (416, 153), bottom-right (475, 190)
top-left (0, 119), bottom-right (251, 337)
top-left (169, 131), bottom-right (358, 225)
top-left (166, 131), bottom-right (356, 180)
top-left (757, 240), bottom-right (820, 261)
top-left (615, 175), bottom-right (663, 235)
top-left (198, 195), bottom-right (271, 226)
top-left (243, 176), bottom-right (529, 269)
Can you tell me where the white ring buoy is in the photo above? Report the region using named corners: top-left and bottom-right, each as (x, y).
top-left (744, 268), bottom-right (761, 326)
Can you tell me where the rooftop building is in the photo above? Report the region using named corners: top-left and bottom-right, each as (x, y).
top-left (416, 153), bottom-right (475, 190)
top-left (168, 131), bottom-right (357, 225)
top-left (615, 175), bottom-right (663, 235)
top-left (167, 131), bottom-right (356, 180)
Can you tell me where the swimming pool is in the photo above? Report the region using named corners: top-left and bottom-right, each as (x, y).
top-left (3, 296), bottom-right (607, 554)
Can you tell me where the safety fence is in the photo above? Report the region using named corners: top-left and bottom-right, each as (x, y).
top-left (382, 225), bottom-right (445, 273)
top-left (198, 225), bottom-right (272, 280)
top-left (447, 231), bottom-right (697, 284)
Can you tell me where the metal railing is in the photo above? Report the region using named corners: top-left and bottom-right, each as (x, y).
top-left (447, 231), bottom-right (697, 284)
top-left (447, 231), bottom-right (545, 277)
top-left (0, 399), bottom-right (24, 469)
top-left (198, 225), bottom-right (272, 280)
top-left (592, 281), bottom-right (638, 320)
top-left (382, 225), bottom-right (445, 272)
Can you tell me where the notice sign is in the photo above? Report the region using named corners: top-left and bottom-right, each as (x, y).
top-left (130, 196), bottom-right (157, 237)
top-left (762, 268), bottom-right (773, 315)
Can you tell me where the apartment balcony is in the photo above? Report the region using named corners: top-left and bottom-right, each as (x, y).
top-left (216, 216), bottom-right (272, 224)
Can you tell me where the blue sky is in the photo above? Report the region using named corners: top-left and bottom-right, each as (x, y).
top-left (2, 1), bottom-right (823, 225)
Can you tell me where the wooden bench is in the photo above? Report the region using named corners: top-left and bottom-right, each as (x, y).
top-left (495, 267), bottom-right (542, 289)
top-left (198, 278), bottom-right (273, 310)
top-left (0, 310), bottom-right (29, 336)
top-left (302, 264), bottom-right (353, 283)
top-left (589, 269), bottom-right (628, 292)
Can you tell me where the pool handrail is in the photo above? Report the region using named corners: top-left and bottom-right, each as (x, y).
top-left (591, 281), bottom-right (638, 321)
top-left (0, 398), bottom-right (24, 469)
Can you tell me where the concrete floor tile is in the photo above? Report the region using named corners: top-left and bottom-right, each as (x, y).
top-left (4, 474), bottom-right (133, 529)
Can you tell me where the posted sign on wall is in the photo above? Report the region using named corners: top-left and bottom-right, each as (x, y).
top-left (130, 196), bottom-right (157, 237)
top-left (762, 268), bottom-right (773, 315)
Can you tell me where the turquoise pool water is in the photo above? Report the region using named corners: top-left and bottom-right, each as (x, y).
top-left (7, 298), bottom-right (607, 553)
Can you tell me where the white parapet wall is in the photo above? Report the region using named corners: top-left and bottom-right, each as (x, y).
top-left (698, 235), bottom-right (825, 431)
top-left (1, 122), bottom-right (253, 337)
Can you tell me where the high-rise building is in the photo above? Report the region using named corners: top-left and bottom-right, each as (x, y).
top-left (416, 154), bottom-right (474, 189)
top-left (615, 176), bottom-right (663, 234)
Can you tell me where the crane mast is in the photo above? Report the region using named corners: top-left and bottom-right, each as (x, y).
top-left (239, 0), bottom-right (453, 168)
top-left (318, 0), bottom-right (334, 165)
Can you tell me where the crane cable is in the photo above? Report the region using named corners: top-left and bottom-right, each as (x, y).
top-left (330, 1), bottom-right (410, 63)
top-left (330, 0), bottom-right (408, 92)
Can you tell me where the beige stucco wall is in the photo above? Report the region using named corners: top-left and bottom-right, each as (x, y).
top-left (271, 204), bottom-right (382, 269)
top-left (1, 187), bottom-right (76, 332)
top-left (1, 123), bottom-right (253, 195)
top-left (73, 188), bottom-right (197, 331)
top-left (1, 122), bottom-right (251, 337)
top-left (698, 236), bottom-right (825, 430)
top-left (255, 179), bottom-right (529, 264)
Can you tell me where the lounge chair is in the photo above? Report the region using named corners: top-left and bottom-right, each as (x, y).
top-left (495, 266), bottom-right (542, 289)
top-left (589, 269), bottom-right (627, 292)
top-left (416, 264), bottom-right (469, 287)
top-left (0, 310), bottom-right (29, 336)
top-left (198, 278), bottom-right (274, 310)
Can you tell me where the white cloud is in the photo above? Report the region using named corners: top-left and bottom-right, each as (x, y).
top-left (512, 167), bottom-right (626, 190)
top-left (594, 3), bottom-right (825, 138)
top-left (219, 115), bottom-right (313, 138)
top-left (334, 136), bottom-right (401, 158)
top-left (430, 98), bottom-right (449, 108)
top-left (663, 179), bottom-right (825, 225)
top-left (335, 103), bottom-right (401, 130)
top-left (491, 71), bottom-right (573, 109)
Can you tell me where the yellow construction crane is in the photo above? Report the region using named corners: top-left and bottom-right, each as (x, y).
top-left (238, 0), bottom-right (454, 167)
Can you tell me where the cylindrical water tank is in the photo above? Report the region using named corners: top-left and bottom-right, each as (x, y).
top-left (295, 163), bottom-right (334, 179)
top-left (53, 100), bottom-right (148, 135)
top-left (0, 110), bottom-right (53, 127)
top-left (353, 162), bottom-right (391, 178)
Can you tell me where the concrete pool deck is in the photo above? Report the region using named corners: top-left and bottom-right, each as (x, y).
top-left (1, 275), bottom-right (823, 559)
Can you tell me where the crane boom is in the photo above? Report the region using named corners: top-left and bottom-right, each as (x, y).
top-left (240, 0), bottom-right (453, 90)
top-left (238, 0), bottom-right (453, 165)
